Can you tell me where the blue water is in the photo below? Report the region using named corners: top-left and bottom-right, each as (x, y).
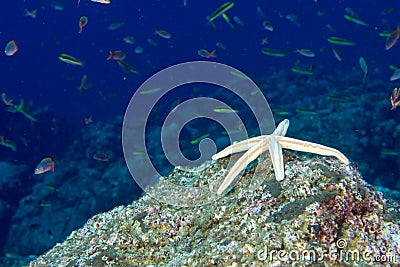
top-left (1, 0), bottom-right (400, 261)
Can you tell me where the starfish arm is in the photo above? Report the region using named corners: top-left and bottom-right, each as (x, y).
top-left (268, 137), bottom-right (285, 181)
top-left (273, 119), bottom-right (289, 137)
top-left (275, 136), bottom-right (349, 165)
top-left (212, 136), bottom-right (265, 160)
top-left (217, 138), bottom-right (270, 195)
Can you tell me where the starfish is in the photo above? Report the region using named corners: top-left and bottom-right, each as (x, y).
top-left (212, 119), bottom-right (349, 195)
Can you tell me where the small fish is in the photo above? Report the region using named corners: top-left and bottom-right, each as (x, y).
top-left (296, 48), bottom-right (315, 57)
top-left (261, 37), bottom-right (268, 45)
top-left (134, 46), bottom-right (143, 54)
top-left (139, 87), bottom-right (161, 95)
top-left (123, 36), bottom-right (135, 44)
top-left (380, 148), bottom-right (399, 156)
top-left (106, 50), bottom-right (126, 60)
top-left (51, 118), bottom-right (59, 134)
top-left (332, 45), bottom-right (342, 61)
top-left (117, 60), bottom-right (139, 74)
top-left (51, 1), bottom-right (64, 11)
top-left (190, 133), bottom-right (210, 145)
top-left (91, 0), bottom-right (110, 4)
top-left (147, 38), bottom-right (157, 47)
top-left (327, 93), bottom-right (354, 102)
top-left (5, 40), bottom-right (18, 56)
top-left (390, 87), bottom-right (400, 110)
top-left (24, 9), bottom-right (37, 19)
top-left (213, 106), bottom-right (238, 113)
top-left (390, 68), bottom-right (400, 81)
top-left (295, 108), bottom-right (318, 115)
top-left (344, 7), bottom-right (356, 16)
top-left (326, 24), bottom-right (336, 33)
top-left (108, 22), bottom-right (124, 30)
top-left (262, 20), bottom-right (274, 31)
top-left (84, 116), bottom-right (93, 124)
top-left (286, 13), bottom-right (300, 26)
top-left (1, 92), bottom-right (13, 106)
top-left (291, 65), bottom-right (314, 75)
top-left (78, 74), bottom-right (91, 95)
top-left (2, 93), bottom-right (37, 122)
top-left (93, 152), bottom-right (109, 162)
top-left (78, 16), bottom-right (88, 33)
top-left (233, 16), bottom-right (244, 25)
top-left (39, 201), bottom-right (52, 207)
top-left (208, 2), bottom-right (234, 22)
top-left (34, 157), bottom-right (55, 175)
top-left (378, 30), bottom-right (392, 38)
top-left (98, 91), bottom-right (106, 101)
top-left (327, 36), bottom-right (355, 46)
top-left (0, 136), bottom-right (17, 152)
top-left (359, 57), bottom-right (368, 83)
top-left (257, 7), bottom-right (266, 18)
top-left (272, 109), bottom-right (292, 116)
top-left (208, 20), bottom-right (217, 29)
top-left (58, 53), bottom-right (83, 66)
top-left (79, 74), bottom-right (87, 90)
top-left (291, 60), bottom-right (313, 75)
top-left (381, 7), bottom-right (394, 16)
top-left (132, 151), bottom-right (146, 156)
top-left (45, 183), bottom-right (57, 191)
top-left (230, 70), bottom-right (249, 79)
top-left (222, 13), bottom-right (236, 30)
top-left (155, 29), bottom-right (171, 39)
top-left (216, 42), bottom-right (226, 50)
top-left (261, 48), bottom-right (288, 57)
top-left (344, 14), bottom-right (369, 27)
top-left (385, 26), bottom-right (400, 50)
top-left (198, 49), bottom-right (216, 58)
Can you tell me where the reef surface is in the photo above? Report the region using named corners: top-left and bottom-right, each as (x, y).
top-left (29, 152), bottom-right (400, 266)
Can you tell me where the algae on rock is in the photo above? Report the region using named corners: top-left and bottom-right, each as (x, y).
top-left (30, 153), bottom-right (400, 266)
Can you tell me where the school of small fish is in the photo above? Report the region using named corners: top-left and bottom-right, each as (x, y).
top-left (1, 1), bottom-right (400, 175)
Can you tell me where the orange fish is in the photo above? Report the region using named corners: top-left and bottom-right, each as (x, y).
top-left (93, 152), bottom-right (109, 162)
top-left (1, 92), bottom-right (13, 106)
top-left (84, 116), bottom-right (93, 124)
top-left (197, 49), bottom-right (216, 58)
top-left (78, 16), bottom-right (88, 33)
top-left (106, 50), bottom-right (126, 60)
top-left (34, 157), bottom-right (55, 174)
top-left (390, 87), bottom-right (400, 110)
top-left (5, 40), bottom-right (18, 56)
top-left (385, 26), bottom-right (400, 50)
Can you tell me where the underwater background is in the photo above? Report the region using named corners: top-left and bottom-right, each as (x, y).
top-left (0, 0), bottom-right (400, 265)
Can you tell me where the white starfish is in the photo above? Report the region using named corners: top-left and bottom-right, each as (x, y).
top-left (212, 119), bottom-right (349, 195)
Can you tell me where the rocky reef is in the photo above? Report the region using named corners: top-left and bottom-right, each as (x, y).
top-left (29, 152), bottom-right (400, 266)
top-left (3, 116), bottom-right (141, 259)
